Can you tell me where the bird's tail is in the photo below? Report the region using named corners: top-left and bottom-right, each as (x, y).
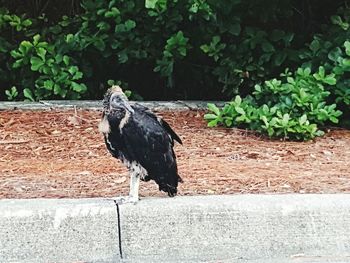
top-left (159, 183), bottom-right (178, 197)
top-left (156, 172), bottom-right (183, 197)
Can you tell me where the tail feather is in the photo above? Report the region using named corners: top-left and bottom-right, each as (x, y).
top-left (151, 171), bottom-right (182, 197)
top-left (158, 183), bottom-right (177, 197)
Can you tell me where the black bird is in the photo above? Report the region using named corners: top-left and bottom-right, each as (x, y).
top-left (99, 86), bottom-right (183, 203)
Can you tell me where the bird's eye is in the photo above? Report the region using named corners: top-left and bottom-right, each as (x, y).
top-left (111, 95), bottom-right (120, 102)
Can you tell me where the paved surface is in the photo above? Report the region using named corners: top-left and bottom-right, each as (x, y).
top-left (0, 198), bottom-right (120, 263)
top-left (0, 100), bottom-right (225, 111)
top-left (1, 195), bottom-right (350, 262)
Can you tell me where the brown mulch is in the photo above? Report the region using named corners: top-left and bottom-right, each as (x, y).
top-left (1, 109), bottom-right (350, 199)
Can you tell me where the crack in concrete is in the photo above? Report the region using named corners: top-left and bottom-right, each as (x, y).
top-left (113, 200), bottom-right (123, 259)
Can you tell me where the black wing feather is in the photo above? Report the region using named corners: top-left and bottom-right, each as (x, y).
top-left (132, 103), bottom-right (182, 145)
top-left (122, 108), bottom-right (181, 196)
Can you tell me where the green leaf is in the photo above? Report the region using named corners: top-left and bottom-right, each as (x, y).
top-left (178, 47), bottom-right (186, 57)
top-left (234, 95), bottom-right (242, 105)
top-left (93, 38), bottom-right (106, 51)
top-left (342, 58), bottom-right (350, 67)
top-left (73, 71), bottom-right (83, 80)
top-left (204, 113), bottom-right (218, 120)
top-left (287, 77), bottom-right (295, 84)
top-left (207, 119), bottom-right (218, 127)
top-left (43, 80), bottom-right (54, 90)
top-left (53, 84), bottom-right (61, 95)
top-left (328, 47), bottom-right (342, 62)
top-left (261, 41), bottom-right (275, 52)
top-left (235, 106), bottom-right (245, 115)
top-left (118, 50), bottom-right (129, 63)
top-left (10, 50), bottom-right (22, 59)
top-left (303, 67), bottom-right (311, 76)
top-left (19, 40), bottom-right (33, 53)
top-left (329, 116), bottom-right (339, 123)
top-left (323, 75), bottom-right (337, 85)
top-left (12, 59), bottom-right (23, 68)
top-left (66, 34), bottom-right (74, 43)
top-left (105, 7), bottom-right (120, 18)
top-left (115, 24), bottom-right (125, 33)
top-left (36, 47), bottom-right (46, 61)
top-left (30, 56), bottom-right (45, 71)
top-left (68, 66), bottom-right (78, 75)
top-left (200, 44), bottom-right (209, 53)
top-left (33, 34), bottom-right (41, 45)
top-left (23, 88), bottom-right (35, 101)
top-left (228, 23), bottom-right (241, 36)
top-left (309, 39), bottom-right (320, 52)
top-left (207, 103), bottom-right (220, 116)
top-left (71, 82), bottom-right (87, 93)
top-left (299, 114), bottom-right (307, 125)
top-left (22, 19), bottom-right (32, 27)
top-left (145, 0), bottom-right (158, 8)
top-left (344, 41), bottom-right (350, 56)
top-left (63, 55), bottom-right (70, 66)
top-left (97, 21), bottom-right (110, 31)
top-left (273, 52), bottom-right (287, 66)
top-left (225, 119), bottom-right (233, 127)
top-left (331, 15), bottom-right (349, 30)
top-left (124, 19), bottom-right (136, 31)
top-left (281, 113), bottom-right (290, 126)
top-left (318, 66), bottom-right (325, 78)
top-left (124, 90), bottom-right (132, 98)
top-left (260, 115), bottom-right (269, 127)
top-left (107, 80), bottom-right (115, 86)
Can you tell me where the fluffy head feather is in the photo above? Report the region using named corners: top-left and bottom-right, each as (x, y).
top-left (102, 85), bottom-right (133, 113)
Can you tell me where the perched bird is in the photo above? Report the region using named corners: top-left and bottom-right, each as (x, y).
top-left (99, 86), bottom-right (183, 203)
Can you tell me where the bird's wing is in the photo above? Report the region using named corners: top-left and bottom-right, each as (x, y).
top-left (132, 103), bottom-right (182, 145)
top-left (122, 111), bottom-right (174, 164)
top-left (121, 111), bottom-right (181, 195)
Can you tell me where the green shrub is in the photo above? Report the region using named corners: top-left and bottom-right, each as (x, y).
top-left (10, 34), bottom-right (86, 100)
top-left (1, 0), bottom-right (347, 101)
top-left (205, 65), bottom-right (343, 140)
top-left (204, 6), bottom-right (350, 141)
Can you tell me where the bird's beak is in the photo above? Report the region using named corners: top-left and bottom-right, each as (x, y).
top-left (110, 94), bottom-right (134, 113)
top-left (121, 100), bottom-right (135, 113)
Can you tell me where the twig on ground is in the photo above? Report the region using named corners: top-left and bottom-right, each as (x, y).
top-left (0, 140), bottom-right (30, 144)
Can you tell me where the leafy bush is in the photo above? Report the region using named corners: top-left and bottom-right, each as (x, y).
top-left (205, 61), bottom-right (346, 140)
top-left (0, 0), bottom-right (347, 102)
top-left (10, 34), bottom-right (86, 100)
top-left (204, 6), bottom-right (350, 141)
top-left (0, 0), bottom-right (349, 140)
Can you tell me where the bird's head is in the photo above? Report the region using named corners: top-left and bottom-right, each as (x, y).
top-left (103, 85), bottom-right (134, 113)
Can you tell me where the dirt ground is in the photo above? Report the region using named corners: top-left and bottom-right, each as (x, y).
top-left (1, 109), bottom-right (350, 199)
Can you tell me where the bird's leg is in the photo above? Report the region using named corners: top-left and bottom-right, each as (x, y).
top-left (113, 170), bottom-right (140, 204)
top-left (128, 171), bottom-right (140, 203)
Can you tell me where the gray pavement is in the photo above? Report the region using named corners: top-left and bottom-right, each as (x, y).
top-left (1, 195), bottom-right (350, 262)
top-left (0, 198), bottom-right (120, 263)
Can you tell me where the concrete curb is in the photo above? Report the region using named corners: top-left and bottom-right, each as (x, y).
top-left (1, 195), bottom-right (350, 262)
top-left (0, 100), bottom-right (226, 111)
top-left (0, 199), bottom-right (120, 263)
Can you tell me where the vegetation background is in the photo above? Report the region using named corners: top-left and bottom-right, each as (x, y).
top-left (0, 0), bottom-right (349, 140)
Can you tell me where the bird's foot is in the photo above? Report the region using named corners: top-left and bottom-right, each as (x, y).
top-left (112, 195), bottom-right (139, 205)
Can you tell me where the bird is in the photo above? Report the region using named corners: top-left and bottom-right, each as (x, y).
top-left (99, 85), bottom-right (183, 203)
